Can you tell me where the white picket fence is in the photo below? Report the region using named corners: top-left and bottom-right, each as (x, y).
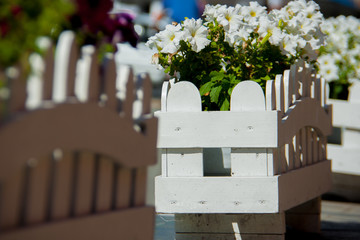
top-left (155, 61), bottom-right (332, 239)
top-left (0, 31), bottom-right (157, 239)
top-left (327, 82), bottom-right (360, 201)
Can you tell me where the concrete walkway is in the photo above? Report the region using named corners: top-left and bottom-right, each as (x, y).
top-left (154, 200), bottom-right (360, 240)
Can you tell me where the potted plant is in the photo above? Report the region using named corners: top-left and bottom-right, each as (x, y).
top-left (318, 15), bottom-right (360, 202)
top-left (148, 0), bottom-right (333, 239)
top-left (146, 0), bottom-right (326, 110)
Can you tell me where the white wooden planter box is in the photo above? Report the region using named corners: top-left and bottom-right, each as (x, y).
top-left (154, 62), bottom-right (333, 239)
top-left (327, 82), bottom-right (360, 201)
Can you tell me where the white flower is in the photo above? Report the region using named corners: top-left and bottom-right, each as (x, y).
top-left (145, 35), bottom-right (162, 51)
top-left (240, 2), bottom-right (267, 26)
top-left (318, 54), bottom-right (337, 68)
top-left (319, 65), bottom-right (339, 82)
top-left (153, 24), bottom-right (183, 54)
top-left (203, 4), bottom-right (227, 22)
top-left (225, 28), bottom-right (250, 46)
top-left (257, 16), bottom-right (283, 45)
top-left (279, 34), bottom-right (298, 56)
top-left (182, 18), bottom-right (211, 53)
top-left (216, 6), bottom-right (243, 32)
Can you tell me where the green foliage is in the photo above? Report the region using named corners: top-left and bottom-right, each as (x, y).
top-left (0, 0), bottom-right (74, 69)
top-left (156, 22), bottom-right (294, 111)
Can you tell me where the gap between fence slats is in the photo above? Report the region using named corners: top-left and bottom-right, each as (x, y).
top-left (51, 150), bottom-right (73, 220)
top-left (25, 156), bottom-right (51, 225)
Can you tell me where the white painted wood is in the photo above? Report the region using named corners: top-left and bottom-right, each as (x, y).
top-left (267, 149), bottom-right (279, 176)
top-left (166, 148), bottom-right (203, 177)
top-left (155, 175), bottom-right (280, 213)
top-left (285, 143), bottom-right (294, 171)
top-left (167, 81), bottom-right (201, 112)
top-left (327, 99), bottom-right (360, 129)
top-left (266, 80), bottom-right (276, 111)
top-left (175, 213), bottom-right (285, 234)
top-left (349, 81), bottom-right (360, 103)
top-left (306, 128), bottom-right (313, 165)
top-left (175, 233), bottom-right (284, 240)
top-left (156, 111), bottom-right (280, 148)
top-left (230, 81), bottom-right (265, 111)
top-left (278, 98), bottom-right (332, 146)
top-left (161, 149), bottom-right (168, 177)
top-left (155, 61), bottom-right (332, 238)
top-left (133, 73), bottom-right (152, 119)
top-left (343, 129), bottom-right (360, 148)
top-left (75, 45), bottom-right (95, 102)
top-left (155, 160), bottom-right (331, 213)
top-left (282, 70), bottom-right (293, 113)
top-left (275, 74), bottom-right (284, 114)
top-left (299, 61), bottom-right (312, 98)
top-left (278, 160), bottom-right (331, 212)
top-left (26, 53), bottom-right (44, 109)
top-left (291, 64), bottom-right (301, 101)
top-left (231, 148), bottom-right (268, 176)
top-left (160, 81), bottom-right (170, 111)
top-left (52, 31), bottom-right (76, 103)
top-left (294, 134), bottom-right (301, 168)
top-left (328, 145), bottom-right (360, 175)
top-left (312, 130), bottom-right (319, 163)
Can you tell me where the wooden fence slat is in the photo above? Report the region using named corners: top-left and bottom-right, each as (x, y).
top-left (42, 43), bottom-right (55, 101)
top-left (268, 149), bottom-right (280, 176)
top-left (167, 81), bottom-right (201, 112)
top-left (87, 49), bottom-right (100, 102)
top-left (123, 68), bottom-right (135, 118)
top-left (53, 31), bottom-right (76, 103)
top-left (103, 55), bottom-right (117, 111)
top-left (25, 157), bottom-right (51, 225)
top-left (312, 131), bottom-right (319, 163)
top-left (161, 81), bottom-right (170, 112)
top-left (115, 168), bottom-right (132, 209)
top-left (275, 74), bottom-right (284, 115)
top-left (266, 80), bottom-right (276, 111)
top-left (0, 169), bottom-right (24, 230)
top-left (95, 157), bottom-right (114, 212)
top-left (133, 167), bottom-right (147, 207)
top-left (294, 134), bottom-right (301, 168)
top-left (74, 152), bottom-right (95, 216)
top-left (140, 73), bottom-right (152, 115)
top-left (307, 128), bottom-right (313, 165)
top-left (51, 151), bottom-right (73, 220)
top-left (287, 142), bottom-right (294, 171)
top-left (8, 65), bottom-right (27, 114)
top-left (231, 81), bottom-right (265, 111)
top-left (65, 37), bottom-right (78, 98)
top-left (280, 145), bottom-right (287, 173)
top-left (300, 128), bottom-right (307, 166)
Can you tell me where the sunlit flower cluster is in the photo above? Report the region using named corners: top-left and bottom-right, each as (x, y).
top-left (318, 16), bottom-right (360, 84)
top-left (147, 0), bottom-right (324, 62)
top-left (146, 0), bottom-right (325, 110)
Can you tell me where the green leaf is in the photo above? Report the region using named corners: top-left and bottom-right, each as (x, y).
top-left (210, 85), bottom-right (222, 103)
top-left (200, 81), bottom-right (214, 95)
top-left (220, 98), bottom-right (230, 111)
top-left (262, 75), bottom-right (271, 81)
top-left (210, 71), bottom-right (225, 81)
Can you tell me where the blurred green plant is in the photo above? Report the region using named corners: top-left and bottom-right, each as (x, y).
top-left (0, 0), bottom-right (74, 70)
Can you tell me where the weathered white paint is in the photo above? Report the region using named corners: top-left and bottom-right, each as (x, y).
top-left (155, 61), bottom-right (332, 238)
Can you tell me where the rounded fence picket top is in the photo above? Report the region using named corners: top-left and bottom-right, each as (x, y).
top-left (230, 80), bottom-right (266, 111)
top-left (166, 81), bottom-right (202, 112)
top-left (155, 61), bottom-right (333, 239)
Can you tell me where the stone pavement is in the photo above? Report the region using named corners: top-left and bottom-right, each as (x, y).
top-left (154, 200), bottom-right (360, 240)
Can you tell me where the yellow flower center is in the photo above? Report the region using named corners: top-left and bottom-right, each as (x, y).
top-left (250, 11), bottom-right (256, 17)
